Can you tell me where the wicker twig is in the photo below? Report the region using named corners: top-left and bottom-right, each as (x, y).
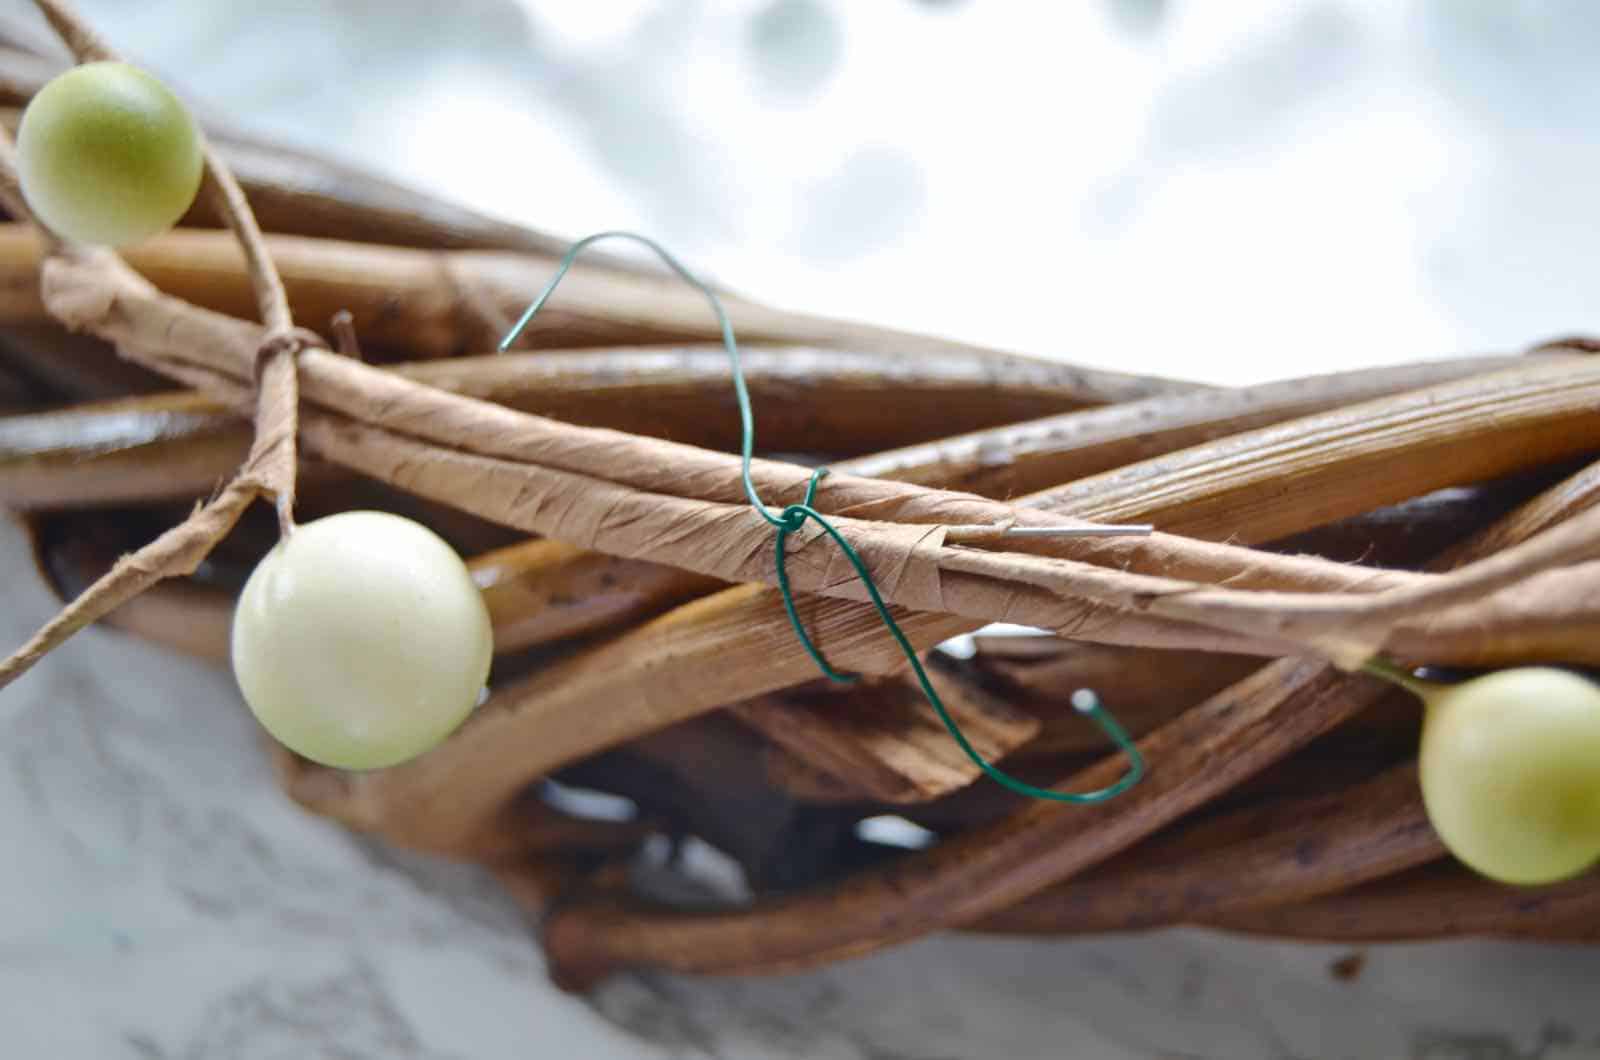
top-left (0, 340), bottom-right (1207, 509)
top-left (971, 764), bottom-right (1431, 934)
top-left (0, 477), bottom-right (255, 688)
top-left (1207, 863), bottom-right (1600, 942)
top-left (731, 666), bottom-right (1042, 804)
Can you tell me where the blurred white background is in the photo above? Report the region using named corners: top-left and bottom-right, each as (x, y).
top-left (4, 2), bottom-right (1600, 1058)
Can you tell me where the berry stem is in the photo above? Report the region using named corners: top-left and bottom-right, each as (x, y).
top-left (1359, 655), bottom-right (1439, 703)
top-left (31, 0), bottom-right (113, 63)
top-left (29, 0), bottom-right (302, 534)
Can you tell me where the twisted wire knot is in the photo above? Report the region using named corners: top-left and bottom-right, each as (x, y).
top-left (775, 505), bottom-right (810, 535)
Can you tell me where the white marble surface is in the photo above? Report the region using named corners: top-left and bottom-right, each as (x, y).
top-left (6, 1), bottom-right (1600, 1057)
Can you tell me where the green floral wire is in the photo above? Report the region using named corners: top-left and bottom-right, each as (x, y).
top-left (501, 231), bottom-right (1145, 804)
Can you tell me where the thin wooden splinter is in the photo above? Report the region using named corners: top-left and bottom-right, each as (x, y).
top-left (330, 309), bottom-right (362, 360)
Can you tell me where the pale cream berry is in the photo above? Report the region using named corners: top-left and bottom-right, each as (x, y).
top-left (1419, 667), bottom-right (1600, 885)
top-left (231, 511), bottom-right (493, 770)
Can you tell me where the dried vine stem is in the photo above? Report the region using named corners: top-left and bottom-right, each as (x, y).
top-left (1206, 864), bottom-right (1600, 943)
top-left (962, 641), bottom-right (1262, 755)
top-left (1, 254), bottom-right (1275, 693)
top-left (970, 764), bottom-right (1431, 934)
top-left (0, 0), bottom-right (305, 688)
top-left (29, 0), bottom-right (110, 69)
top-left (227, 328), bottom-right (1588, 849)
top-left (19, 503), bottom-right (1385, 811)
top-left (473, 538), bottom-right (719, 655)
top-left (198, 159), bottom-right (303, 533)
top-left (730, 667), bottom-right (1043, 805)
top-left (0, 391), bottom-right (267, 509)
top-left (847, 354), bottom-right (1538, 496)
top-left (0, 478), bottom-right (254, 686)
top-left (0, 147), bottom-right (255, 682)
top-left (2, 351), bottom-right (1534, 635)
top-left (0, 341), bottom-right (1200, 510)
top-left (0, 321), bottom-right (162, 399)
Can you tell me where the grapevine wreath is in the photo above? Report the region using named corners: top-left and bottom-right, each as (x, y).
top-left (2, 0), bottom-right (1599, 991)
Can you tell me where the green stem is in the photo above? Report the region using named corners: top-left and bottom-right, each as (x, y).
top-left (1360, 655), bottom-right (1441, 704)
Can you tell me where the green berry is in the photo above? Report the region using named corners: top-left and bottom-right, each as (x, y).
top-left (16, 61), bottom-right (203, 246)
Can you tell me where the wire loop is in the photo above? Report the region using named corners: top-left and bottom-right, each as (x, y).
top-left (501, 232), bottom-right (1145, 804)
